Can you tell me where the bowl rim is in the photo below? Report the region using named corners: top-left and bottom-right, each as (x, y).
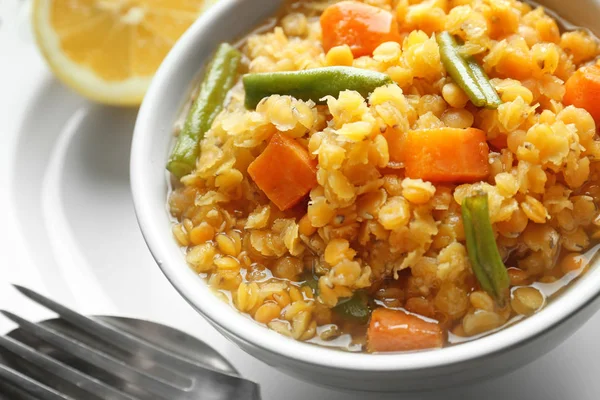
top-left (131, 0), bottom-right (600, 373)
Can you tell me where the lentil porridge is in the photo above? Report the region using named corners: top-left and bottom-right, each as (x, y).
top-left (166, 0), bottom-right (600, 353)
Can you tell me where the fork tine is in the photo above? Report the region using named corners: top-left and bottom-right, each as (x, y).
top-left (0, 379), bottom-right (41, 400)
top-left (0, 335), bottom-right (138, 400)
top-left (12, 285), bottom-right (234, 374)
top-left (0, 310), bottom-right (187, 400)
top-left (0, 363), bottom-right (71, 400)
top-left (9, 286), bottom-right (263, 399)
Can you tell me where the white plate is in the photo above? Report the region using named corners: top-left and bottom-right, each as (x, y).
top-left (1, 1), bottom-right (600, 399)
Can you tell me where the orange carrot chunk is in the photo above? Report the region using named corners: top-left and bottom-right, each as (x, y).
top-left (247, 133), bottom-right (318, 211)
top-left (320, 1), bottom-right (401, 58)
top-left (367, 308), bottom-right (444, 353)
top-left (564, 64), bottom-right (600, 123)
top-left (404, 127), bottom-right (489, 183)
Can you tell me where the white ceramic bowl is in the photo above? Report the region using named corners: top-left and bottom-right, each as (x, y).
top-left (131, 0), bottom-right (600, 391)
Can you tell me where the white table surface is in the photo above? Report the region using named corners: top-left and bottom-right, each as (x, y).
top-left (1, 1), bottom-right (599, 399)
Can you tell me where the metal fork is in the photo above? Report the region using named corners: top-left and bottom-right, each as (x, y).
top-left (0, 285), bottom-right (261, 400)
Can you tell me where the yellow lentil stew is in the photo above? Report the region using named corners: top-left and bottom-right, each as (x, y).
top-left (167, 0), bottom-right (600, 353)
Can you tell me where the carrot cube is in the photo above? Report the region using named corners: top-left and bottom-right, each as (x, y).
top-left (367, 308), bottom-right (444, 353)
top-left (404, 127), bottom-right (490, 184)
top-left (247, 133), bottom-right (318, 211)
top-left (320, 1), bottom-right (401, 58)
top-left (564, 64), bottom-right (600, 123)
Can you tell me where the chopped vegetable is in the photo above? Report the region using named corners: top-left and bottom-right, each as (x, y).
top-left (367, 308), bottom-right (444, 352)
top-left (436, 32), bottom-right (485, 107)
top-left (564, 64), bottom-right (600, 123)
top-left (320, 1), bottom-right (401, 58)
top-left (404, 127), bottom-right (490, 183)
top-left (333, 291), bottom-right (370, 324)
top-left (465, 55), bottom-right (502, 108)
top-left (436, 32), bottom-right (502, 109)
top-left (167, 43), bottom-right (242, 179)
top-left (242, 66), bottom-right (392, 109)
top-left (247, 133), bottom-right (318, 211)
top-left (461, 193), bottom-right (510, 306)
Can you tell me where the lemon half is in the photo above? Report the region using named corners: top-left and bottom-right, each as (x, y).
top-left (32, 0), bottom-right (217, 106)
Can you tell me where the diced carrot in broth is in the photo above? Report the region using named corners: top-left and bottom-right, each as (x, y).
top-left (404, 127), bottom-right (489, 183)
top-left (247, 133), bottom-right (318, 211)
top-left (564, 65), bottom-right (600, 123)
top-left (320, 1), bottom-right (401, 58)
top-left (367, 308), bottom-right (444, 352)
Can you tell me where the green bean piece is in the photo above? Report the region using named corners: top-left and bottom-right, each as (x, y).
top-left (465, 55), bottom-right (502, 109)
top-left (333, 291), bottom-right (370, 324)
top-left (461, 192), bottom-right (510, 306)
top-left (242, 66), bottom-right (393, 109)
top-left (167, 43), bottom-right (242, 179)
top-left (436, 32), bottom-right (487, 108)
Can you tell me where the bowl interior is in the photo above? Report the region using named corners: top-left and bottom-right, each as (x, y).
top-left (131, 0), bottom-right (600, 372)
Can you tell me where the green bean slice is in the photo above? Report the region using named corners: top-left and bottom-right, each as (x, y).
top-left (167, 43), bottom-right (242, 179)
top-left (462, 192), bottom-right (510, 306)
top-left (242, 66), bottom-right (393, 109)
top-left (436, 32), bottom-right (487, 108)
top-left (465, 55), bottom-right (502, 109)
